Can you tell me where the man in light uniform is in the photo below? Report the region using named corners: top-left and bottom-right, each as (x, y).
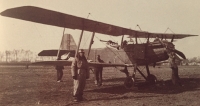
top-left (71, 49), bottom-right (90, 102)
top-left (166, 43), bottom-right (182, 86)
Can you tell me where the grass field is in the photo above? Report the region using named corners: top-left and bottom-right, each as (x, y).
top-left (0, 66), bottom-right (200, 106)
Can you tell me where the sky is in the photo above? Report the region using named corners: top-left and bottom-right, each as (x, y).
top-left (0, 0), bottom-right (199, 58)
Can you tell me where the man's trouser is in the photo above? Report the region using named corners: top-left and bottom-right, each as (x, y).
top-left (94, 68), bottom-right (102, 85)
top-left (57, 70), bottom-right (63, 81)
top-left (73, 69), bottom-right (86, 98)
top-left (171, 67), bottom-right (181, 85)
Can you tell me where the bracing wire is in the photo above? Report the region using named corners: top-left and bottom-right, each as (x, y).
top-left (33, 24), bottom-right (42, 37)
top-left (164, 27), bottom-right (175, 34)
top-left (82, 33), bottom-right (91, 48)
top-left (135, 24), bottom-right (143, 43)
top-left (94, 35), bottom-right (126, 64)
top-left (81, 13), bottom-right (92, 48)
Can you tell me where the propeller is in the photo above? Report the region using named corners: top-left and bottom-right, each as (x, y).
top-left (171, 49), bottom-right (186, 59)
top-left (158, 39), bottom-right (186, 59)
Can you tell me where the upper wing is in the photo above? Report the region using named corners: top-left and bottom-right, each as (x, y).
top-left (145, 33), bottom-right (198, 39)
top-left (0, 6), bottom-right (133, 36)
top-left (1, 6), bottom-right (197, 38)
top-left (32, 60), bottom-right (133, 67)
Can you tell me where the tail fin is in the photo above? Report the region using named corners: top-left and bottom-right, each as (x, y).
top-left (38, 34), bottom-right (76, 60)
top-left (60, 34), bottom-right (77, 50)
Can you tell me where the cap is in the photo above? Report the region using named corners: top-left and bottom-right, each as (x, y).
top-left (78, 49), bottom-right (84, 53)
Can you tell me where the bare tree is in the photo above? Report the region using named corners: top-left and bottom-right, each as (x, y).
top-left (5, 50), bottom-right (11, 62)
top-left (13, 49), bottom-right (20, 62)
top-left (25, 50), bottom-right (32, 61)
top-left (0, 52), bottom-right (4, 62)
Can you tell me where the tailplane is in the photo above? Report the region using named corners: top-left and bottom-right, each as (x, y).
top-left (38, 34), bottom-right (77, 60)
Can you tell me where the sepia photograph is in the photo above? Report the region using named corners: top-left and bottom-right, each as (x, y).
top-left (0, 0), bottom-right (200, 106)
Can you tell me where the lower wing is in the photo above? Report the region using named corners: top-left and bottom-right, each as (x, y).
top-left (32, 60), bottom-right (133, 67)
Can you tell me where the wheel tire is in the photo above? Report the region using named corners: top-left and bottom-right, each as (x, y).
top-left (124, 77), bottom-right (134, 89)
top-left (146, 74), bottom-right (157, 84)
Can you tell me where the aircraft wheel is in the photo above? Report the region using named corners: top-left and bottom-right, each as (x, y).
top-left (146, 74), bottom-right (157, 84)
top-left (124, 76), bottom-right (134, 89)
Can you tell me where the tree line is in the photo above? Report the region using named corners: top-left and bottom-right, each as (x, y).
top-left (0, 49), bottom-right (55, 62)
top-left (0, 49), bottom-right (199, 64)
top-left (188, 56), bottom-right (200, 63)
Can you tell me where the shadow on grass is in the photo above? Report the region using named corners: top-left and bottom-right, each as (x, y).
top-left (87, 95), bottom-right (157, 102)
top-left (140, 78), bottom-right (200, 94)
top-left (81, 78), bottom-right (200, 103)
top-left (86, 77), bottom-right (200, 95)
top-left (102, 77), bottom-right (143, 83)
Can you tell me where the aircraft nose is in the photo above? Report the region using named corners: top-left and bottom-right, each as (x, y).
top-left (164, 42), bottom-right (186, 59)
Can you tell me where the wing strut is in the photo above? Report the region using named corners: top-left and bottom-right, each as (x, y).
top-left (75, 29), bottom-right (84, 57)
top-left (87, 22), bottom-right (98, 59)
top-left (57, 28), bottom-right (65, 59)
top-left (135, 32), bottom-right (138, 44)
top-left (87, 32), bottom-right (95, 59)
top-left (147, 33), bottom-right (150, 43)
top-left (120, 35), bottom-right (124, 47)
top-left (171, 35), bottom-right (175, 42)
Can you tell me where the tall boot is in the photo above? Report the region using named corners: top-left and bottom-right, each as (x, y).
top-left (171, 67), bottom-right (181, 86)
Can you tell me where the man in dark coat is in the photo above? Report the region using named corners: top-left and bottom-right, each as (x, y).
top-left (94, 55), bottom-right (104, 86)
top-left (55, 65), bottom-right (64, 82)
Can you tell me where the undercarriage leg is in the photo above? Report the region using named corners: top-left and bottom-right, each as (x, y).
top-left (136, 65), bottom-right (157, 84)
top-left (121, 66), bottom-right (134, 89)
top-left (120, 66), bottom-right (129, 77)
top-left (146, 64), bottom-right (150, 76)
top-left (145, 65), bottom-right (157, 84)
top-left (132, 64), bottom-right (137, 80)
top-left (136, 67), bottom-right (147, 80)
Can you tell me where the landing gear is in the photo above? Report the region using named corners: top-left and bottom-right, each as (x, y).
top-left (122, 64), bottom-right (157, 88)
top-left (146, 74), bottom-right (157, 84)
top-left (135, 64), bottom-right (157, 85)
top-left (121, 66), bottom-right (134, 88)
top-left (124, 76), bottom-right (134, 89)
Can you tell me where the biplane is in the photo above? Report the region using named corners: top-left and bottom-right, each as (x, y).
top-left (1, 6), bottom-right (198, 88)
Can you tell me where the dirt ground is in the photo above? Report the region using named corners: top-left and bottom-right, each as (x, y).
top-left (0, 65), bottom-right (200, 106)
